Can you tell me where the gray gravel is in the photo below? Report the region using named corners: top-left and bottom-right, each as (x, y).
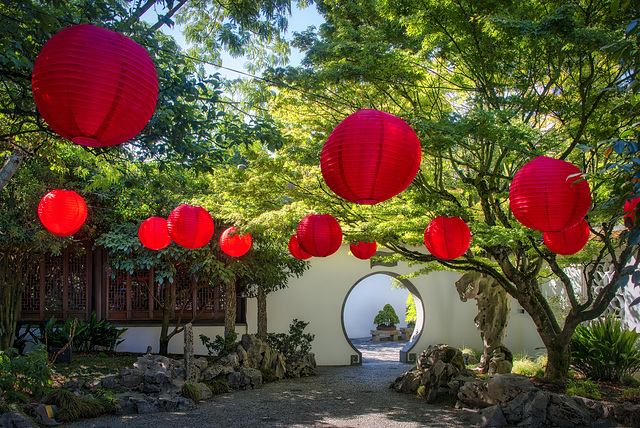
top-left (63, 339), bottom-right (476, 427)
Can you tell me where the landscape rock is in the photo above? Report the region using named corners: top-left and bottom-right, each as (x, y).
top-left (100, 375), bottom-right (121, 390)
top-left (486, 374), bottom-right (535, 403)
top-left (479, 405), bottom-right (508, 427)
top-left (193, 382), bottom-right (213, 401)
top-left (0, 411), bottom-right (37, 428)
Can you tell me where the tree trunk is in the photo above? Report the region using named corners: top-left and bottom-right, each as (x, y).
top-left (159, 285), bottom-right (172, 356)
top-left (224, 278), bottom-right (236, 337)
top-left (0, 249), bottom-right (33, 350)
top-left (257, 285), bottom-right (267, 341)
top-left (545, 339), bottom-right (571, 382)
top-left (0, 149), bottom-right (26, 190)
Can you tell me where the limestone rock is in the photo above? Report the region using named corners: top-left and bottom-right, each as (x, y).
top-left (611, 402), bottom-right (640, 427)
top-left (0, 411), bottom-right (37, 428)
top-left (193, 382), bottom-right (213, 401)
top-left (119, 368), bottom-right (144, 389)
top-left (480, 405), bottom-right (508, 427)
top-left (389, 370), bottom-right (421, 394)
top-left (100, 375), bottom-right (121, 390)
top-left (486, 374), bottom-right (535, 403)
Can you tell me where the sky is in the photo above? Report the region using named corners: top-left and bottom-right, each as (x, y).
top-left (142, 4), bottom-right (325, 80)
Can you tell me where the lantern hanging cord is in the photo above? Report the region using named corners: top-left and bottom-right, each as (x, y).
top-left (8, 2), bottom-right (540, 157)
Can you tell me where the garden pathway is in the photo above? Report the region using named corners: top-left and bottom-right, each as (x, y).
top-left (63, 340), bottom-right (476, 427)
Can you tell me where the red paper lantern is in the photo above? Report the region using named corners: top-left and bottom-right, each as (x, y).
top-left (296, 214), bottom-right (343, 257)
top-left (138, 217), bottom-right (171, 250)
top-left (424, 216), bottom-right (470, 260)
top-left (38, 190), bottom-right (87, 236)
top-left (543, 219), bottom-right (590, 255)
top-left (624, 196), bottom-right (640, 228)
top-left (220, 226), bottom-right (252, 257)
top-left (509, 156), bottom-right (591, 232)
top-left (288, 235), bottom-right (312, 260)
top-left (321, 109), bottom-right (421, 204)
top-left (350, 241), bottom-right (377, 260)
top-left (166, 204), bottom-right (214, 249)
top-left (32, 24), bottom-right (158, 148)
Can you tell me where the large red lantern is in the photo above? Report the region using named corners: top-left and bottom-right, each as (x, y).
top-left (296, 214), bottom-right (343, 257)
top-left (624, 196), bottom-right (640, 228)
top-left (220, 226), bottom-right (252, 257)
top-left (321, 109), bottom-right (421, 205)
top-left (38, 190), bottom-right (87, 237)
top-left (32, 24), bottom-right (158, 148)
top-left (166, 204), bottom-right (214, 249)
top-left (350, 241), bottom-right (377, 260)
top-left (138, 217), bottom-right (172, 250)
top-left (424, 216), bottom-right (470, 260)
top-left (509, 156), bottom-right (591, 232)
top-left (543, 219), bottom-right (590, 255)
top-left (288, 235), bottom-right (312, 260)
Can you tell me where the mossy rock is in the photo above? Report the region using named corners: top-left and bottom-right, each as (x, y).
top-left (203, 378), bottom-right (230, 395)
top-left (181, 381), bottom-right (201, 402)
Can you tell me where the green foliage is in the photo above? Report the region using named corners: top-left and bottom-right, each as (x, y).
top-left (571, 315), bottom-right (640, 381)
top-left (45, 388), bottom-right (107, 422)
top-left (91, 389), bottom-right (120, 414)
top-left (417, 385), bottom-right (426, 398)
top-left (405, 294), bottom-right (417, 326)
top-left (181, 381), bottom-right (201, 402)
top-left (33, 312), bottom-right (126, 352)
top-left (259, 367), bottom-right (278, 383)
top-left (512, 354), bottom-right (546, 377)
top-left (566, 378), bottom-right (602, 400)
top-left (373, 304), bottom-right (400, 327)
top-left (266, 319), bottom-right (315, 362)
top-left (2, 390), bottom-right (30, 404)
top-left (0, 346), bottom-right (51, 398)
top-left (204, 378), bottom-right (230, 394)
top-left (200, 331), bottom-right (238, 357)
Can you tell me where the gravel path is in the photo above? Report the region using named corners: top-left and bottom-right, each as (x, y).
top-left (63, 340), bottom-right (476, 427)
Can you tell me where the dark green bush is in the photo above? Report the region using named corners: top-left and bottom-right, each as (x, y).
top-left (571, 315), bottom-right (640, 381)
top-left (266, 319), bottom-right (315, 362)
top-left (260, 367), bottom-right (278, 383)
top-left (0, 345), bottom-right (51, 398)
top-left (181, 381), bottom-right (201, 402)
top-left (45, 388), bottom-right (106, 422)
top-left (204, 378), bottom-right (230, 394)
top-left (373, 304), bottom-right (400, 327)
top-left (200, 331), bottom-right (238, 357)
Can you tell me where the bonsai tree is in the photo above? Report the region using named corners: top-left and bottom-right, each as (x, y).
top-left (374, 304), bottom-right (400, 329)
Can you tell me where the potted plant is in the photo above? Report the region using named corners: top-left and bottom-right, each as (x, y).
top-left (374, 304), bottom-right (400, 330)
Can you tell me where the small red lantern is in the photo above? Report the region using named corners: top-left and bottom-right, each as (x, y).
top-left (32, 24), bottom-right (158, 148)
top-left (350, 241), bottom-right (377, 260)
top-left (543, 219), bottom-right (590, 255)
top-left (288, 235), bottom-right (312, 260)
top-left (166, 204), bottom-right (214, 249)
top-left (321, 109), bottom-right (421, 204)
top-left (38, 189), bottom-right (87, 236)
top-left (220, 226), bottom-right (252, 257)
top-left (624, 196), bottom-right (640, 228)
top-left (424, 216), bottom-right (470, 260)
top-left (138, 217), bottom-right (171, 250)
top-left (509, 156), bottom-right (591, 232)
top-left (296, 214), bottom-right (343, 257)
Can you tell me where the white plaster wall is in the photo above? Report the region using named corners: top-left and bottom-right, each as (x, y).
top-left (343, 275), bottom-right (410, 338)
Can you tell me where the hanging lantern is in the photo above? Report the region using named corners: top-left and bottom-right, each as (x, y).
top-left (543, 219), bottom-right (590, 255)
top-left (166, 204), bottom-right (214, 249)
top-left (320, 109), bottom-right (421, 204)
top-left (424, 216), bottom-right (470, 260)
top-left (350, 241), bottom-right (377, 260)
top-left (138, 217), bottom-right (172, 250)
top-left (624, 195), bottom-right (640, 229)
top-left (296, 214), bottom-right (343, 257)
top-left (31, 24), bottom-right (158, 148)
top-left (38, 189), bottom-right (87, 237)
top-left (288, 235), bottom-right (312, 260)
top-left (220, 226), bottom-right (252, 257)
top-left (509, 156), bottom-right (591, 232)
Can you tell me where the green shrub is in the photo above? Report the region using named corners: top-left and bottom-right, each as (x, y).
top-left (622, 375), bottom-right (640, 387)
top-left (566, 378), bottom-right (601, 400)
top-left (181, 381), bottom-right (201, 402)
top-left (0, 345), bottom-right (51, 398)
top-left (571, 315), bottom-right (640, 381)
top-left (266, 319), bottom-right (315, 362)
top-left (45, 388), bottom-right (106, 422)
top-left (512, 354), bottom-right (545, 377)
top-left (204, 378), bottom-right (230, 394)
top-left (373, 304), bottom-right (400, 327)
top-left (260, 367), bottom-right (278, 383)
top-left (417, 385), bottom-right (426, 398)
top-left (2, 390), bottom-right (31, 404)
top-left (91, 389), bottom-right (120, 414)
top-left (200, 331), bottom-right (238, 357)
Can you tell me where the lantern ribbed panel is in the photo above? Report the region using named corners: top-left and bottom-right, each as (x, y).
top-left (138, 217), bottom-right (171, 250)
top-left (166, 204), bottom-right (214, 249)
top-left (423, 217), bottom-right (470, 260)
top-left (509, 156), bottom-right (591, 232)
top-left (624, 196), bottom-right (640, 228)
top-left (220, 226), bottom-right (252, 257)
top-left (350, 241), bottom-right (377, 260)
top-left (38, 190), bottom-right (87, 237)
top-left (32, 24), bottom-right (158, 148)
top-left (288, 235), bottom-right (312, 260)
top-left (543, 219), bottom-right (590, 255)
top-left (296, 214), bottom-right (343, 257)
top-left (321, 109), bottom-right (421, 205)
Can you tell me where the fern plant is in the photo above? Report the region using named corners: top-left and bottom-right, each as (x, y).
top-left (571, 315), bottom-right (640, 381)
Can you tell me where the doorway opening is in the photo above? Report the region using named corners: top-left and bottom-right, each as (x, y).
top-left (341, 272), bottom-right (424, 364)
